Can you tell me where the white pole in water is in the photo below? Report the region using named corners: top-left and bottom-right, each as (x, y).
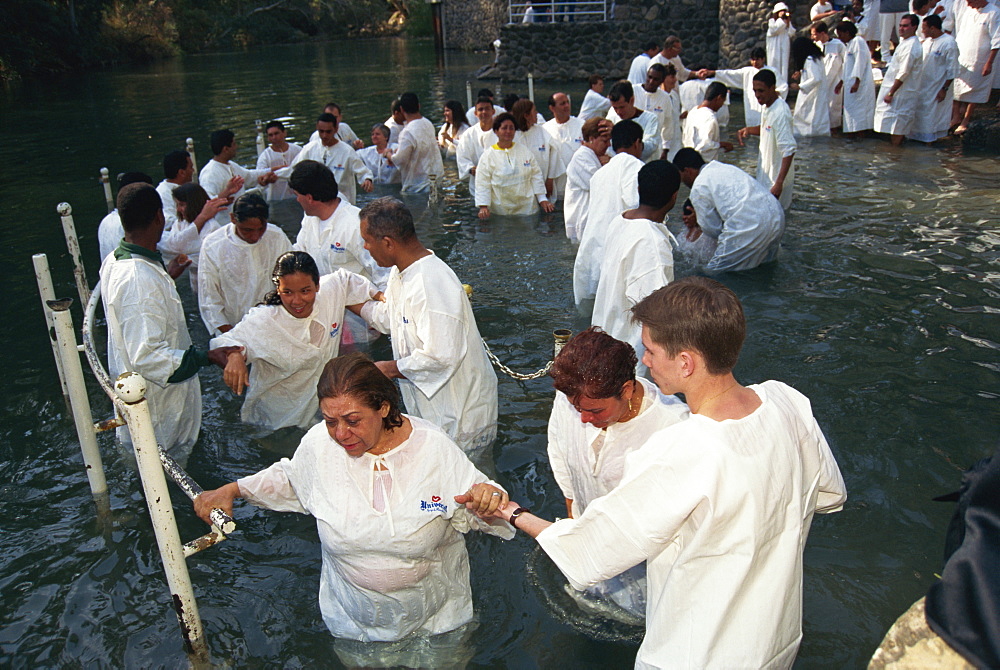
top-left (100, 168), bottom-right (114, 213)
top-left (32, 254), bottom-right (71, 404)
top-left (46, 297), bottom-right (108, 497)
top-left (255, 120), bottom-right (265, 156)
top-left (186, 138), bottom-right (199, 185)
top-left (466, 81), bottom-right (473, 110)
top-left (57, 203), bottom-right (91, 308)
top-left (528, 72), bottom-right (534, 103)
top-left (113, 372), bottom-right (209, 661)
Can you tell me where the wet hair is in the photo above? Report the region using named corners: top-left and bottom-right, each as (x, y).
top-left (390, 98), bottom-right (402, 114)
top-left (359, 196), bottom-right (416, 242)
top-left (683, 198), bottom-right (694, 216)
top-left (791, 36), bottom-right (825, 71)
top-left (492, 111), bottom-right (517, 133)
top-left (704, 81), bottom-right (729, 102)
top-left (173, 182), bottom-right (209, 224)
top-left (750, 46), bottom-right (768, 59)
top-left (324, 102), bottom-right (340, 114)
top-left (399, 92), bottom-right (420, 114)
top-left (581, 117), bottom-right (607, 141)
top-left (444, 100), bottom-right (468, 129)
top-left (317, 352), bottom-right (404, 431)
top-left (637, 160), bottom-right (681, 209)
top-left (289, 160), bottom-right (338, 202)
top-left (477, 87), bottom-right (494, 99)
top-left (163, 151), bottom-right (190, 179)
top-left (647, 63), bottom-right (667, 79)
top-left (510, 99), bottom-right (536, 132)
top-left (502, 93), bottom-right (522, 112)
top-left (753, 68), bottom-right (778, 88)
top-left (317, 112), bottom-right (338, 127)
top-left (263, 251), bottom-right (320, 306)
top-left (631, 277), bottom-right (746, 375)
top-left (588, 74), bottom-right (604, 87)
top-left (210, 129), bottom-right (235, 156)
top-left (923, 13), bottom-right (942, 30)
top-left (836, 20), bottom-right (858, 38)
top-left (607, 80), bottom-right (635, 103)
top-left (663, 35), bottom-right (681, 50)
top-left (118, 183), bottom-right (163, 233)
top-left (672, 147), bottom-right (706, 171)
top-left (549, 327), bottom-right (637, 400)
top-left (118, 171), bottom-right (153, 188)
top-left (232, 192), bottom-right (268, 223)
top-left (370, 123), bottom-right (390, 141)
top-left (266, 120), bottom-right (285, 132)
top-left (611, 119), bottom-right (643, 151)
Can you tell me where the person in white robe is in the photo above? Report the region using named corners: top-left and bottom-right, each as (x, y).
top-left (200, 129), bottom-right (276, 229)
top-left (100, 184), bottom-right (235, 457)
top-left (699, 48), bottom-right (787, 127)
top-left (836, 21), bottom-right (878, 133)
top-left (386, 99), bottom-right (406, 144)
top-left (811, 0), bottom-right (838, 20)
top-left (673, 148), bottom-right (786, 272)
top-left (633, 63), bottom-right (672, 157)
top-left (358, 197), bottom-right (500, 456)
top-left (308, 103), bottom-right (364, 150)
top-left (812, 22), bottom-right (848, 128)
top-left (543, 92), bottom-right (584, 201)
top-left (462, 278), bottom-right (847, 670)
top-left (791, 37), bottom-right (833, 136)
top-left (627, 42), bottom-right (659, 86)
top-left (213, 252), bottom-right (380, 430)
top-left (649, 36), bottom-right (692, 82)
top-left (475, 113), bottom-right (553, 218)
top-left (198, 193), bottom-right (292, 337)
top-left (738, 68), bottom-right (797, 210)
top-left (456, 98), bottom-right (498, 196)
top-left (357, 124), bottom-right (401, 185)
top-left (579, 75), bottom-right (612, 120)
top-left (386, 93), bottom-right (445, 194)
top-left (593, 161), bottom-right (682, 374)
top-left (859, 0), bottom-right (883, 44)
top-left (950, 0), bottom-right (1000, 134)
top-left (256, 121), bottom-right (302, 201)
top-left (682, 82), bottom-right (734, 163)
top-left (169, 181), bottom-right (235, 296)
top-left (657, 64), bottom-right (684, 159)
top-left (874, 14), bottom-right (925, 143)
top-left (546, 328), bottom-right (689, 618)
top-left (573, 120), bottom-right (644, 307)
top-left (606, 80), bottom-right (661, 162)
top-left (909, 14), bottom-right (961, 141)
top-left (767, 2), bottom-right (795, 85)
top-left (437, 100), bottom-right (469, 160)
top-left (156, 150), bottom-right (196, 233)
top-left (509, 98), bottom-right (565, 203)
top-left (678, 77), bottom-right (732, 131)
top-left (463, 88), bottom-right (506, 126)
top-left (563, 118), bottom-right (612, 243)
top-left (282, 114), bottom-right (373, 207)
top-left (194, 353), bottom-right (514, 663)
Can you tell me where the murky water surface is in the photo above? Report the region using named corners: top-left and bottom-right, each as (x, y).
top-left (1, 39), bottom-right (997, 668)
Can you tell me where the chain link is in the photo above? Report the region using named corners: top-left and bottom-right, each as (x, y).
top-left (482, 338), bottom-right (554, 380)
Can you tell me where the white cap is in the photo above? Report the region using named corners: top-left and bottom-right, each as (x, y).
top-left (773, 2), bottom-right (789, 12)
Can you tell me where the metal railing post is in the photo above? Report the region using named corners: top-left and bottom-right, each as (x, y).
top-left (32, 254), bottom-right (71, 404)
top-left (186, 138), bottom-right (199, 185)
top-left (100, 167), bottom-right (114, 213)
top-left (113, 372), bottom-right (210, 661)
top-left (466, 81), bottom-right (473, 110)
top-left (528, 72), bottom-right (534, 103)
top-left (57, 203), bottom-right (91, 308)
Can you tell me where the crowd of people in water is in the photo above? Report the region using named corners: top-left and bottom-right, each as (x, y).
top-left (91, 0), bottom-right (1000, 664)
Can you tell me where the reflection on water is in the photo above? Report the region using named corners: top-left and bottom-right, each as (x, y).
top-left (0, 39), bottom-right (998, 668)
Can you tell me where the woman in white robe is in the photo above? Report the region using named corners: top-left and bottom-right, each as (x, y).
top-left (791, 37), bottom-right (832, 136)
top-left (767, 2), bottom-right (794, 84)
top-left (474, 113), bottom-right (554, 219)
top-left (836, 21), bottom-right (877, 134)
top-left (437, 100), bottom-right (469, 160)
top-left (563, 118), bottom-right (612, 242)
top-left (357, 124), bottom-right (400, 185)
top-left (510, 99), bottom-right (566, 203)
top-left (194, 353), bottom-right (514, 667)
top-left (212, 251), bottom-right (381, 431)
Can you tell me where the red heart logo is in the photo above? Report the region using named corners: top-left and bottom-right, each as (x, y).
top-left (431, 496), bottom-right (441, 502)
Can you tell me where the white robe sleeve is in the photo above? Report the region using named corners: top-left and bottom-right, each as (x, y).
top-left (348, 148), bottom-right (374, 186)
top-left (238, 458), bottom-right (310, 514)
top-left (112, 281), bottom-right (188, 387)
top-left (197, 245), bottom-right (230, 335)
top-left (546, 395), bottom-right (578, 502)
top-left (395, 309), bottom-right (470, 398)
top-left (474, 150), bottom-right (494, 207)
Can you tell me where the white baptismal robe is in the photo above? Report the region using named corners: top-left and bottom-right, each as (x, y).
top-left (690, 161), bottom-right (786, 272)
top-left (563, 146), bottom-right (604, 243)
top-left (633, 86), bottom-right (674, 154)
top-left (650, 53), bottom-right (692, 82)
top-left (628, 53), bottom-right (652, 86)
top-left (286, 140), bottom-right (372, 206)
top-left (536, 380), bottom-right (847, 670)
top-left (198, 223), bottom-right (292, 336)
top-left (211, 270), bottom-right (379, 430)
top-left (357, 145), bottom-right (401, 185)
top-left (579, 89), bottom-right (612, 120)
top-left (678, 79), bottom-right (732, 130)
top-left (682, 105), bottom-right (723, 163)
top-left (474, 142), bottom-right (546, 216)
top-left (909, 33), bottom-right (960, 142)
top-left (952, 0), bottom-right (1000, 103)
top-left (842, 35), bottom-right (877, 132)
top-left (515, 124), bottom-right (566, 203)
top-left (793, 57), bottom-right (832, 136)
top-left (757, 97), bottom-right (797, 210)
top-left (542, 116), bottom-right (584, 200)
top-left (360, 253), bottom-right (499, 454)
top-left (767, 18), bottom-right (794, 83)
top-left (821, 39), bottom-right (847, 127)
top-left (711, 65), bottom-right (785, 127)
top-left (393, 117), bottom-right (445, 193)
top-left (572, 152), bottom-right (643, 306)
top-left (875, 35), bottom-right (924, 135)
top-left (455, 124), bottom-right (497, 195)
top-left (199, 158), bottom-right (272, 227)
top-left (294, 200), bottom-right (389, 288)
top-left (238, 416), bottom-right (514, 642)
top-left (256, 143), bottom-right (302, 201)
top-left (606, 108), bottom-right (661, 162)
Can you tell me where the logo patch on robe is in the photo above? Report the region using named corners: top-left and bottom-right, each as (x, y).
top-left (330, 242), bottom-right (346, 253)
top-left (420, 498), bottom-right (448, 513)
top-left (523, 161), bottom-right (532, 167)
top-left (329, 322), bottom-right (340, 337)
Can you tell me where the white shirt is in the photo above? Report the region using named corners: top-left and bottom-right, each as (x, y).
top-left (199, 158), bottom-right (271, 226)
top-left (563, 145), bottom-right (604, 242)
top-left (841, 35), bottom-right (877, 133)
top-left (711, 65), bottom-right (785, 127)
top-left (793, 56), bottom-right (832, 137)
top-left (757, 97), bottom-right (796, 210)
top-left (683, 105), bottom-right (723, 163)
top-left (810, 1), bottom-right (834, 20)
top-left (536, 380), bottom-right (847, 670)
top-left (294, 199), bottom-right (389, 288)
top-left (953, 0), bottom-right (1000, 103)
top-left (155, 179), bottom-right (181, 231)
top-left (98, 210), bottom-right (123, 262)
top-left (542, 116), bottom-right (584, 199)
top-left (393, 117), bottom-right (445, 193)
top-left (357, 144), bottom-right (401, 185)
top-left (464, 104), bottom-right (505, 128)
top-left (285, 140), bottom-right (372, 206)
top-left (238, 416), bottom-right (513, 641)
top-left (633, 86), bottom-right (674, 151)
top-left (579, 89), bottom-right (612, 120)
top-left (256, 143), bottom-right (302, 200)
top-left (360, 253), bottom-right (499, 454)
top-left (515, 124), bottom-right (566, 188)
top-left (650, 53), bottom-right (692, 82)
top-left (909, 32), bottom-right (960, 142)
top-left (628, 53), bottom-right (653, 86)
top-left (605, 108), bottom-right (661, 162)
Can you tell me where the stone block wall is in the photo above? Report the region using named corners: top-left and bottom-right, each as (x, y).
top-left (719, 1), bottom-right (813, 69)
top-left (444, 0), bottom-right (508, 50)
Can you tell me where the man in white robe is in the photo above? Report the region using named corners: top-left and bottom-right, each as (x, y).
top-left (909, 14), bottom-right (961, 141)
top-left (678, 77), bottom-right (732, 131)
top-left (573, 120), bottom-right (644, 307)
top-left (875, 14), bottom-right (925, 144)
top-left (467, 277), bottom-right (847, 670)
top-left (592, 161), bottom-right (681, 373)
top-left (387, 92), bottom-right (446, 194)
top-left (605, 80), bottom-right (661, 162)
top-left (456, 97), bottom-right (498, 197)
top-left (658, 64), bottom-right (684, 160)
top-left (155, 150), bottom-right (195, 233)
top-left (650, 35), bottom-right (692, 82)
top-left (673, 148), bottom-right (786, 272)
top-left (256, 121), bottom-right (302, 201)
top-left (767, 2), bottom-right (795, 84)
top-left (951, 0), bottom-right (1000, 133)
top-left (308, 102), bottom-right (364, 150)
top-left (282, 114), bottom-right (373, 207)
top-left (464, 88), bottom-right (506, 127)
top-left (563, 118), bottom-right (612, 243)
top-left (358, 197), bottom-right (498, 456)
top-left (632, 64), bottom-right (674, 158)
top-left (682, 82), bottom-right (734, 164)
top-left (699, 47), bottom-right (787, 127)
top-left (837, 20), bottom-right (878, 133)
top-left (627, 42), bottom-right (660, 86)
top-left (738, 68), bottom-right (796, 210)
top-left (812, 23), bottom-right (847, 128)
top-left (200, 129), bottom-right (277, 227)
top-left (543, 92), bottom-right (585, 201)
top-left (387, 98), bottom-right (406, 144)
top-left (579, 75), bottom-right (612, 120)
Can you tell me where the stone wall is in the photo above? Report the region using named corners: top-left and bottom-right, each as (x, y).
top-left (443, 0), bottom-right (507, 51)
top-left (719, 2), bottom-right (816, 69)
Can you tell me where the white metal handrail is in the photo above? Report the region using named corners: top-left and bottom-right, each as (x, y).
top-left (509, 1), bottom-right (607, 24)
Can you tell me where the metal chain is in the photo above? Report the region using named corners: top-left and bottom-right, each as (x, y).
top-left (482, 338), bottom-right (553, 380)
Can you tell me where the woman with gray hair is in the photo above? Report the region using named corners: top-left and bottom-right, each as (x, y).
top-left (357, 123), bottom-right (400, 185)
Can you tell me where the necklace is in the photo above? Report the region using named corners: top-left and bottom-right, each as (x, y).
top-left (693, 382), bottom-right (738, 414)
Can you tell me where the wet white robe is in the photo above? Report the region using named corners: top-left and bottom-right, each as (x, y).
top-left (592, 215), bottom-right (677, 370)
top-left (678, 79), bottom-right (732, 130)
top-left (455, 124), bottom-right (496, 196)
top-left (842, 35), bottom-right (878, 132)
top-left (821, 39), bottom-right (847, 127)
top-left (238, 416), bottom-right (514, 641)
top-left (286, 140), bottom-right (372, 206)
top-left (572, 151), bottom-right (643, 306)
top-left (542, 116), bottom-right (584, 200)
top-left (198, 222), bottom-right (292, 336)
top-left (757, 97), bottom-right (797, 210)
top-left (875, 35), bottom-right (924, 134)
top-left (256, 143), bottom-right (302, 201)
top-left (633, 86), bottom-right (673, 155)
top-left (909, 32), bottom-right (960, 142)
top-left (628, 52), bottom-right (652, 86)
top-left (98, 210), bottom-right (123, 263)
top-left (683, 105), bottom-right (724, 163)
top-left (563, 145), bottom-right (604, 243)
top-left (689, 161), bottom-right (786, 272)
top-left (515, 124), bottom-right (566, 203)
top-left (211, 270), bottom-right (379, 430)
top-left (357, 145), bottom-right (401, 185)
top-left (536, 380), bottom-right (847, 670)
top-left (650, 53), bottom-right (692, 82)
top-left (155, 179), bottom-right (181, 232)
top-left (793, 56), bottom-right (832, 136)
top-left (953, 0), bottom-right (1000, 103)
top-left (199, 158), bottom-right (272, 226)
top-left (360, 253), bottom-right (499, 455)
top-left (474, 142), bottom-right (547, 217)
top-left (711, 65), bottom-right (785, 127)
top-left (579, 89), bottom-right (611, 120)
top-left (438, 122), bottom-right (467, 159)
top-left (547, 379), bottom-right (689, 615)
top-left (393, 117), bottom-right (445, 194)
top-left (605, 108), bottom-right (661, 162)
top-left (767, 17), bottom-right (794, 83)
